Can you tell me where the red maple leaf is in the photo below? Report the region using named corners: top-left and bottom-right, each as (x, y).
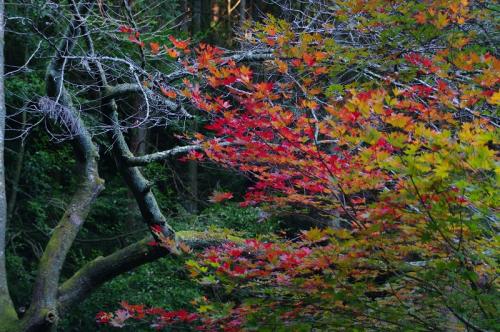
top-left (118, 25), bottom-right (133, 33)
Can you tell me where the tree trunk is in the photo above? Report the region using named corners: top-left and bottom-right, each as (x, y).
top-left (240, 0), bottom-right (247, 28)
top-left (188, 1), bottom-right (202, 213)
top-left (7, 109), bottom-right (25, 221)
top-left (186, 119), bottom-right (198, 214)
top-left (0, 0), bottom-right (19, 329)
top-left (180, 0), bottom-right (189, 33)
top-left (126, 99), bottom-right (148, 233)
top-left (201, 0), bottom-right (211, 33)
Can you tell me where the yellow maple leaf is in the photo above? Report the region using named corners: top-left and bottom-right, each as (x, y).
top-left (434, 12), bottom-right (450, 29)
top-left (303, 227), bottom-right (327, 242)
top-left (487, 91), bottom-right (500, 105)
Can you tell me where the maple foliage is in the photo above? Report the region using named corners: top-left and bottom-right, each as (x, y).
top-left (96, 301), bottom-right (198, 329)
top-left (208, 191), bottom-right (234, 203)
top-left (118, 25), bottom-right (145, 47)
top-left (101, 1), bottom-right (498, 331)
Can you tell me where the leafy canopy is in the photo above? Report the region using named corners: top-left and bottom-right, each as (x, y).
top-left (100, 1), bottom-right (498, 331)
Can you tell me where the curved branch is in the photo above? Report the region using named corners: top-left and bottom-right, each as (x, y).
top-left (57, 231), bottom-right (241, 312)
top-left (57, 236), bottom-right (165, 312)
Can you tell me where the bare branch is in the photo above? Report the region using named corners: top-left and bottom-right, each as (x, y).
top-left (125, 144), bottom-right (205, 166)
top-left (4, 40), bottom-right (42, 77)
top-left (125, 140), bottom-right (338, 166)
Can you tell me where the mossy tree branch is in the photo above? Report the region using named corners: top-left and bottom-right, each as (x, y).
top-left (56, 231), bottom-right (240, 312)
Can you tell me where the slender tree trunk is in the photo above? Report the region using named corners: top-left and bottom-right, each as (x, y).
top-left (7, 106), bottom-right (25, 221)
top-left (191, 0), bottom-right (201, 35)
top-left (130, 126), bottom-right (147, 157)
top-left (227, 0), bottom-right (232, 44)
top-left (4, 0), bottom-right (27, 224)
top-left (212, 1), bottom-right (220, 25)
top-left (180, 0), bottom-right (189, 33)
top-left (188, 0), bottom-right (204, 213)
top-left (240, 0), bottom-right (246, 28)
top-left (186, 119), bottom-right (198, 214)
top-left (201, 0), bottom-right (211, 32)
top-left (0, 0), bottom-right (19, 329)
top-left (186, 160), bottom-right (198, 213)
top-left (126, 100), bottom-right (147, 233)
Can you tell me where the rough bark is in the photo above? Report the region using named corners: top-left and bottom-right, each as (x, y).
top-left (21, 159), bottom-right (103, 331)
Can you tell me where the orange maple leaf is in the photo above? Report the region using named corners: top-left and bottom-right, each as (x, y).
top-left (150, 42), bottom-right (160, 55)
top-left (168, 35), bottom-right (189, 49)
top-left (164, 45), bottom-right (180, 58)
top-left (160, 86), bottom-right (177, 99)
top-left (209, 191), bottom-right (234, 203)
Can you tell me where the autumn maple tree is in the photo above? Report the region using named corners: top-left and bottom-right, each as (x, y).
top-left (99, 0), bottom-right (498, 331)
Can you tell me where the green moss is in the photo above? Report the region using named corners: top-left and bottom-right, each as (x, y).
top-left (177, 230), bottom-right (244, 244)
top-left (0, 298), bottom-right (19, 330)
